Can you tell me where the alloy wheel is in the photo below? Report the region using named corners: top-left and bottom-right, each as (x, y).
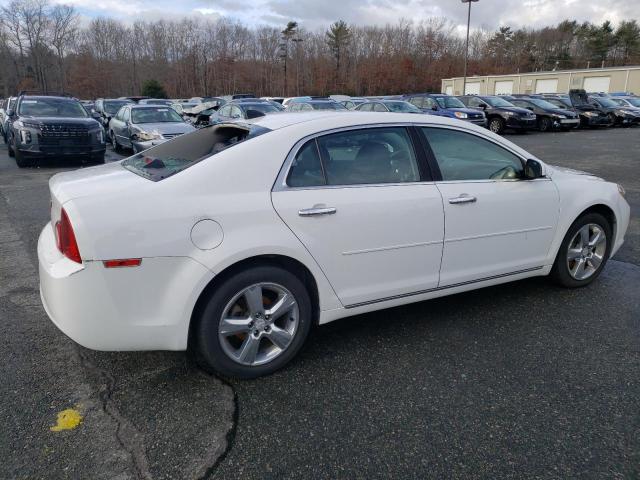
top-left (566, 223), bottom-right (607, 280)
top-left (218, 282), bottom-right (299, 366)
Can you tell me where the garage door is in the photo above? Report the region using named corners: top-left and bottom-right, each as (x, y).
top-left (583, 76), bottom-right (611, 93)
top-left (494, 80), bottom-right (514, 95)
top-left (445, 85), bottom-right (453, 95)
top-left (535, 79), bottom-right (558, 93)
top-left (464, 82), bottom-right (481, 95)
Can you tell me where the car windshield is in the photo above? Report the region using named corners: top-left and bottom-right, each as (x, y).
top-left (547, 98), bottom-right (571, 108)
top-left (104, 100), bottom-right (131, 115)
top-left (241, 103), bottom-right (280, 114)
top-left (18, 98), bottom-right (88, 118)
top-left (528, 98), bottom-right (563, 110)
top-left (383, 101), bottom-right (421, 113)
top-left (122, 124), bottom-right (271, 181)
top-left (483, 97), bottom-right (515, 107)
top-left (435, 96), bottom-right (466, 108)
top-left (310, 102), bottom-right (347, 110)
top-left (131, 107), bottom-right (183, 124)
top-left (596, 98), bottom-right (618, 108)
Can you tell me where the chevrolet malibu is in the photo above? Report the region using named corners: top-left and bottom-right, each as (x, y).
top-left (38, 112), bottom-right (630, 378)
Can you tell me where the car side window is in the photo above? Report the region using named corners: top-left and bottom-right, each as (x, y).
top-left (423, 97), bottom-right (437, 109)
top-left (317, 127), bottom-right (420, 185)
top-left (408, 97), bottom-right (424, 108)
top-left (373, 103), bottom-right (387, 112)
top-left (468, 97), bottom-right (482, 107)
top-left (230, 106), bottom-right (242, 119)
top-left (358, 103), bottom-right (372, 112)
top-left (115, 108), bottom-right (124, 121)
top-left (421, 127), bottom-right (524, 181)
top-left (218, 105), bottom-right (231, 117)
top-left (287, 140), bottom-right (325, 187)
top-left (122, 108), bottom-right (130, 122)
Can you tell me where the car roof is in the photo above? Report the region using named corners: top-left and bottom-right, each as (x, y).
top-left (130, 104), bottom-right (173, 109)
top-left (21, 95), bottom-right (75, 101)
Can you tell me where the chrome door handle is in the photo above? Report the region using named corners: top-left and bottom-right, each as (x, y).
top-left (298, 206), bottom-right (337, 217)
top-left (448, 194), bottom-right (477, 205)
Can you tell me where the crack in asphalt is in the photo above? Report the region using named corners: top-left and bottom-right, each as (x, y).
top-left (77, 349), bottom-right (153, 480)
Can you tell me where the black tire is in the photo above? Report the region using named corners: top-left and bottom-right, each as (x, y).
top-left (538, 116), bottom-right (552, 132)
top-left (607, 113), bottom-right (617, 126)
top-left (110, 131), bottom-right (122, 153)
top-left (91, 152), bottom-right (106, 164)
top-left (7, 132), bottom-right (15, 157)
top-left (14, 147), bottom-right (30, 167)
top-left (488, 117), bottom-right (505, 134)
top-left (550, 212), bottom-right (612, 288)
top-left (193, 265), bottom-right (313, 379)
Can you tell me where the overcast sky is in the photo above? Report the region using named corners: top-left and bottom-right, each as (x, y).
top-left (40, 0), bottom-right (640, 31)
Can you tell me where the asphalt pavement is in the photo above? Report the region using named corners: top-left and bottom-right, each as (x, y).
top-left (0, 127), bottom-right (638, 479)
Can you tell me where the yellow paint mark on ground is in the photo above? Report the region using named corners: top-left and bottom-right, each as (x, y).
top-left (50, 408), bottom-right (82, 432)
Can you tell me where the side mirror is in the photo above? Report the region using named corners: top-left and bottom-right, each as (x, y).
top-left (91, 111), bottom-right (101, 119)
top-left (526, 106), bottom-right (534, 111)
top-left (479, 103), bottom-right (488, 110)
top-left (524, 159), bottom-right (544, 179)
top-left (431, 105), bottom-right (438, 111)
top-left (6, 109), bottom-right (14, 116)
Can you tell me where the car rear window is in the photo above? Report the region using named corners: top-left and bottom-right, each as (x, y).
top-left (122, 124), bottom-right (271, 181)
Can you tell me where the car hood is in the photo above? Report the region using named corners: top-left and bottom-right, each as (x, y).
top-left (547, 165), bottom-right (603, 181)
top-left (132, 122), bottom-right (195, 134)
top-left (21, 116), bottom-right (101, 127)
top-left (553, 109), bottom-right (578, 117)
top-left (501, 106), bottom-right (533, 115)
top-left (50, 161), bottom-right (148, 205)
top-left (447, 107), bottom-right (484, 116)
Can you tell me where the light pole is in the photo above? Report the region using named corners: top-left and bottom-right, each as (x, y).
top-left (461, 0), bottom-right (479, 95)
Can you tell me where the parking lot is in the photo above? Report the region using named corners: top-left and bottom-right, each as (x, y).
top-left (0, 127), bottom-right (638, 479)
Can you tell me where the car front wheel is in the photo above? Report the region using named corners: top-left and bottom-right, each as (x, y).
top-left (551, 212), bottom-right (612, 288)
top-left (488, 117), bottom-right (505, 134)
top-left (193, 265), bottom-right (312, 379)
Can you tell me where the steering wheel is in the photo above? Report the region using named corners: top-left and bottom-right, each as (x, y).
top-left (490, 165), bottom-right (518, 180)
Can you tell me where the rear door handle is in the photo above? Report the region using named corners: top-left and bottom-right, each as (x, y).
top-left (298, 206), bottom-right (337, 217)
top-left (448, 194), bottom-right (477, 205)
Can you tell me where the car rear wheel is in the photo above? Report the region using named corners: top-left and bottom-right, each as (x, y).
top-left (193, 265), bottom-right (312, 379)
top-left (538, 116), bottom-right (552, 132)
top-left (550, 213), bottom-right (612, 288)
top-left (488, 117), bottom-right (505, 134)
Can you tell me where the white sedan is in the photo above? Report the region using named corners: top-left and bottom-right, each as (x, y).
top-left (38, 112), bottom-right (630, 378)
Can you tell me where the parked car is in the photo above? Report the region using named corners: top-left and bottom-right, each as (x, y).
top-left (608, 96), bottom-right (640, 110)
top-left (542, 95), bottom-right (610, 128)
top-left (458, 95), bottom-right (537, 134)
top-left (170, 102), bottom-right (200, 116)
top-left (506, 97), bottom-right (580, 131)
top-left (138, 98), bottom-right (174, 106)
top-left (80, 100), bottom-right (95, 114)
top-left (6, 93), bottom-right (105, 167)
top-left (282, 96), bottom-right (311, 107)
top-left (404, 93), bottom-right (487, 127)
top-left (261, 97), bottom-right (285, 104)
top-left (94, 98), bottom-right (134, 134)
top-left (587, 93), bottom-right (640, 126)
top-left (209, 100), bottom-right (282, 125)
top-left (340, 98), bottom-right (368, 110)
top-left (38, 111), bottom-right (630, 378)
top-left (189, 97), bottom-right (224, 104)
top-left (354, 99), bottom-right (423, 114)
top-left (1, 96), bottom-right (17, 142)
top-left (109, 104), bottom-right (196, 153)
top-left (286, 99), bottom-right (348, 111)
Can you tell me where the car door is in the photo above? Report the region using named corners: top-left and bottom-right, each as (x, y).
top-left (272, 126), bottom-right (444, 307)
top-left (117, 107), bottom-right (133, 147)
top-left (420, 126), bottom-right (559, 286)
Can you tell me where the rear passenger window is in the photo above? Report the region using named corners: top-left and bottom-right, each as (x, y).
top-left (317, 127), bottom-right (420, 185)
top-left (287, 140), bottom-right (325, 187)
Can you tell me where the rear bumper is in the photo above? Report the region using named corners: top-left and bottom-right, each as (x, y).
top-left (38, 222), bottom-right (211, 351)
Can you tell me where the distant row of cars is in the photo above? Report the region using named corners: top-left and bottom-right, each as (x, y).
top-left (2, 88), bottom-right (638, 168)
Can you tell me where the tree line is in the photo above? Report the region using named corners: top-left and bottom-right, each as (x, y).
top-left (1, 0), bottom-right (639, 99)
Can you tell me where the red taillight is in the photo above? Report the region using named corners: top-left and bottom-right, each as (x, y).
top-left (103, 259), bottom-right (142, 268)
top-left (55, 208), bottom-right (82, 263)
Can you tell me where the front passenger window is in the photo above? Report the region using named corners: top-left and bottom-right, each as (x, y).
top-left (421, 127), bottom-right (524, 181)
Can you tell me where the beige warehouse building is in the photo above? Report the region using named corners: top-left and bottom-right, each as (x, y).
top-left (441, 66), bottom-right (640, 96)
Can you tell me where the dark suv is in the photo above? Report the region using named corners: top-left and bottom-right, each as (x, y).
top-left (458, 95), bottom-right (537, 134)
top-left (6, 92), bottom-right (106, 167)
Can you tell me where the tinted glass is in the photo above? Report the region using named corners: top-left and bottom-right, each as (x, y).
top-left (373, 103), bottom-right (387, 112)
top-left (240, 103), bottom-right (279, 114)
top-left (104, 100), bottom-right (130, 115)
top-left (484, 97), bottom-right (514, 107)
top-left (435, 96), bottom-right (466, 108)
top-left (422, 127), bottom-right (523, 181)
top-left (310, 102), bottom-right (347, 110)
top-left (384, 101), bottom-right (421, 113)
top-left (408, 97), bottom-right (425, 108)
top-left (123, 125), bottom-right (271, 181)
top-left (18, 98), bottom-right (88, 118)
top-left (317, 127), bottom-right (420, 185)
top-left (287, 140), bottom-right (325, 187)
